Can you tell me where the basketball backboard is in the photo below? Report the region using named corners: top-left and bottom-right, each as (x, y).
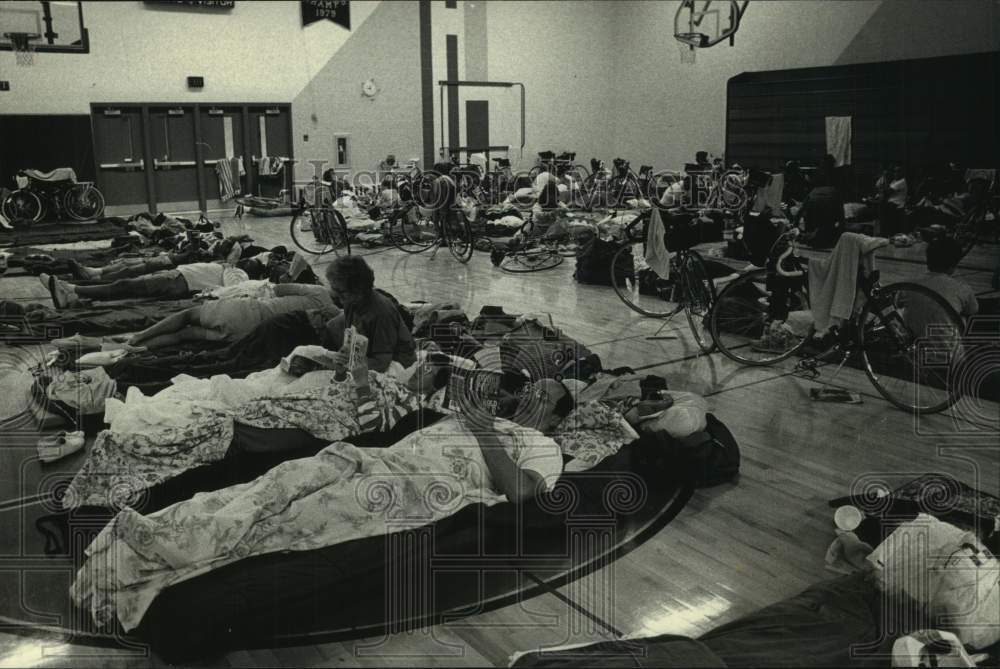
top-left (0, 1), bottom-right (87, 52)
top-left (675, 0), bottom-right (748, 51)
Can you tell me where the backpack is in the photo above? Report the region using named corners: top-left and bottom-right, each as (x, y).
top-left (672, 414), bottom-right (740, 487)
top-left (574, 238), bottom-right (628, 286)
top-left (499, 317), bottom-right (602, 382)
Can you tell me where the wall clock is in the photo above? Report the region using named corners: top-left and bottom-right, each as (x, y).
top-left (361, 78), bottom-right (378, 98)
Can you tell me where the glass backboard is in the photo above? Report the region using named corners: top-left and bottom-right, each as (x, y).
top-left (0, 1), bottom-right (87, 52)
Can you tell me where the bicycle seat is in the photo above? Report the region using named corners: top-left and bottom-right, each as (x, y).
top-left (21, 167), bottom-right (78, 183)
top-left (537, 151), bottom-right (555, 161)
top-left (492, 158), bottom-right (511, 168)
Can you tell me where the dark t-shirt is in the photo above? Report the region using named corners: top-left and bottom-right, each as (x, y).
top-left (336, 290), bottom-right (416, 367)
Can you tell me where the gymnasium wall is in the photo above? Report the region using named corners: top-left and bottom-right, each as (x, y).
top-left (608, 0), bottom-right (1000, 171)
top-left (426, 0), bottom-right (617, 173)
top-left (0, 1), bottom-right (378, 115)
top-left (291, 0), bottom-right (423, 183)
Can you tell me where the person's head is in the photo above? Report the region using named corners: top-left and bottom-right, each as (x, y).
top-left (325, 255), bottom-right (375, 307)
top-left (509, 378), bottom-right (575, 433)
top-left (695, 151), bottom-right (709, 165)
top-left (926, 238), bottom-right (963, 274)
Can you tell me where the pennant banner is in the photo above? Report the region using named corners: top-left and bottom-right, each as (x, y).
top-left (302, 1), bottom-right (351, 30)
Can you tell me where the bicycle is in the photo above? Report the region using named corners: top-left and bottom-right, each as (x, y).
top-left (2, 169), bottom-right (106, 225)
top-left (287, 178), bottom-right (352, 257)
top-left (488, 207), bottom-right (597, 273)
top-left (710, 228), bottom-right (965, 413)
top-left (385, 172), bottom-right (476, 264)
top-left (610, 208), bottom-right (718, 352)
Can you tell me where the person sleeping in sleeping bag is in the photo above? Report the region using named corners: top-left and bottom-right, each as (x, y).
top-left (70, 378), bottom-right (569, 633)
top-left (63, 349), bottom-right (453, 510)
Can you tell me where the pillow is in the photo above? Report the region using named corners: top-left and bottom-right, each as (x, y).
top-left (280, 345), bottom-right (338, 376)
top-left (640, 391), bottom-right (709, 439)
top-left (869, 513), bottom-right (1000, 650)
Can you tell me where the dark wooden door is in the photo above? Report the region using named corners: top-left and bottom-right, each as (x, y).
top-left (199, 106), bottom-right (246, 210)
top-left (247, 106), bottom-right (292, 198)
top-left (149, 106), bottom-right (200, 212)
top-left (465, 100), bottom-right (490, 152)
top-left (92, 106), bottom-right (148, 210)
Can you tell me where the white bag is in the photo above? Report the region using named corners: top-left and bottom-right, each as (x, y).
top-left (869, 514), bottom-right (1000, 650)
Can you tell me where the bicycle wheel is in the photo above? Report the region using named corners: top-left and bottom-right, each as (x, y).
top-left (610, 241), bottom-right (677, 318)
top-left (500, 248), bottom-right (564, 273)
top-left (2, 189), bottom-right (43, 224)
top-left (390, 208), bottom-right (438, 253)
top-left (678, 250), bottom-right (717, 353)
top-left (289, 207), bottom-right (349, 256)
top-left (63, 184), bottom-right (106, 221)
top-left (860, 281), bottom-right (963, 414)
top-left (710, 268), bottom-right (813, 365)
top-left (442, 213), bottom-right (475, 263)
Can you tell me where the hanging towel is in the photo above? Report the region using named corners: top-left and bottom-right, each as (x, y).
top-left (216, 160), bottom-right (236, 202)
top-left (216, 157), bottom-right (245, 202)
top-left (644, 208), bottom-right (672, 279)
top-left (825, 116), bottom-right (852, 167)
top-left (258, 156), bottom-right (284, 177)
top-left (808, 232), bottom-right (888, 333)
top-left (752, 172), bottom-right (784, 214)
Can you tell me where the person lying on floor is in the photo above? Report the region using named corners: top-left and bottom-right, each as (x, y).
top-left (70, 378), bottom-right (567, 632)
top-left (322, 255), bottom-right (417, 372)
top-left (124, 282), bottom-right (335, 350)
top-left (908, 177), bottom-right (989, 232)
top-left (105, 306), bottom-right (338, 391)
top-left (65, 248), bottom-right (200, 282)
top-left (63, 348), bottom-right (454, 509)
top-left (40, 260), bottom-right (249, 309)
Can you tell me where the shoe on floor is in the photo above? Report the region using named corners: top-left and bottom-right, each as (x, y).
top-left (37, 431), bottom-right (85, 464)
top-left (50, 333), bottom-right (102, 352)
top-left (751, 323), bottom-right (802, 353)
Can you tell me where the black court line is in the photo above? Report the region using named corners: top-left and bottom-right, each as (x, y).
top-left (523, 571), bottom-right (626, 639)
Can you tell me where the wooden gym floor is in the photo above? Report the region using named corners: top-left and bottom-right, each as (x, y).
top-left (0, 212), bottom-right (997, 667)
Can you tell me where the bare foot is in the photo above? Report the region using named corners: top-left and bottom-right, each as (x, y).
top-left (40, 273), bottom-right (82, 309)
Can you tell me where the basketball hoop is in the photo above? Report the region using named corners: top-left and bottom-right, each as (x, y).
top-left (4, 32), bottom-right (40, 67)
top-left (679, 42), bottom-right (697, 65)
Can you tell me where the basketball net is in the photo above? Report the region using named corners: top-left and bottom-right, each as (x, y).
top-left (679, 43), bottom-right (696, 65)
top-left (8, 34), bottom-right (36, 67)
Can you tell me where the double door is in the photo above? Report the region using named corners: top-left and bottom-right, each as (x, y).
top-left (91, 103), bottom-right (293, 215)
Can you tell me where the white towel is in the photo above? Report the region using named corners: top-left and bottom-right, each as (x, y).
top-left (826, 116), bottom-right (852, 167)
top-left (644, 208), bottom-right (672, 279)
top-left (752, 172), bottom-right (784, 213)
top-left (808, 232), bottom-right (888, 333)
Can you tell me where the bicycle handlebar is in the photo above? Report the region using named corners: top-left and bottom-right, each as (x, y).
top-left (776, 228), bottom-right (804, 278)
